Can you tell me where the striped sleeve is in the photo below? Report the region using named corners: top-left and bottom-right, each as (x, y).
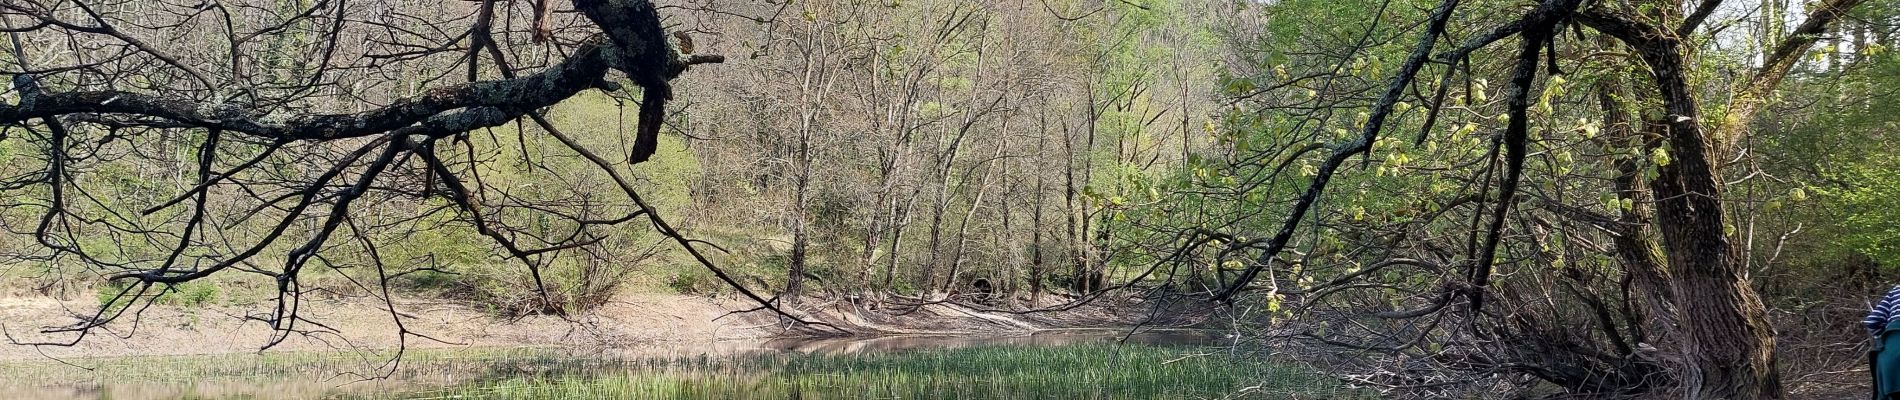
top-left (1867, 285), bottom-right (1900, 336)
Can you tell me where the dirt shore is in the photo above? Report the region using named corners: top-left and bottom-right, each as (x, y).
top-left (0, 291), bottom-right (1202, 360)
top-left (0, 293), bottom-right (789, 360)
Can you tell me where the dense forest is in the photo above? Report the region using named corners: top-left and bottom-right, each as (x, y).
top-left (1, 0), bottom-right (1898, 398)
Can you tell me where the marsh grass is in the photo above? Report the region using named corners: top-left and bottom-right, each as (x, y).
top-left (0, 348), bottom-right (561, 400)
top-left (395, 344), bottom-right (1365, 399)
top-left (0, 343), bottom-right (1364, 399)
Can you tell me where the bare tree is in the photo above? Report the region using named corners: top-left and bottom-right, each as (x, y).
top-left (0, 0), bottom-right (832, 350)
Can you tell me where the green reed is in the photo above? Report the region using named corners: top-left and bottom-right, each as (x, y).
top-left (0, 344), bottom-right (1367, 399)
top-left (395, 344), bottom-right (1366, 399)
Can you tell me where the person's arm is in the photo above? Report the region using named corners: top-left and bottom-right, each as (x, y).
top-left (1868, 285), bottom-right (1900, 336)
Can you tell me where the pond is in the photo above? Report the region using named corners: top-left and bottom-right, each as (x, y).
top-left (0, 329), bottom-right (1365, 399)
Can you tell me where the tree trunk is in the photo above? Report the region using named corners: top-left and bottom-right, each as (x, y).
top-left (942, 137), bottom-right (1004, 294)
top-left (1595, 75), bottom-right (1678, 336)
top-left (1634, 33), bottom-right (1781, 400)
top-left (1030, 132), bottom-right (1048, 304)
top-left (1064, 87), bottom-right (1101, 295)
top-left (859, 206), bottom-right (881, 294)
top-left (1580, 0), bottom-right (1864, 392)
top-left (884, 190), bottom-right (917, 294)
top-left (1064, 130), bottom-right (1088, 295)
top-left (999, 158), bottom-right (1018, 305)
top-left (787, 136), bottom-right (810, 303)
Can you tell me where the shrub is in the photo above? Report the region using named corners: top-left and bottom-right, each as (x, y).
top-left (94, 280), bottom-right (221, 312)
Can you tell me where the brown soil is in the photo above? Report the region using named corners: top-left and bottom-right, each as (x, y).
top-left (0, 291), bottom-right (1209, 361)
top-left (0, 293), bottom-right (782, 360)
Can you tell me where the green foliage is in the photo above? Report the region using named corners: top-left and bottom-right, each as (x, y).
top-left (458, 258), bottom-right (624, 316)
top-left (95, 280), bottom-right (221, 312)
top-left (373, 89), bottom-right (704, 313)
top-left (1811, 164), bottom-right (1900, 267)
top-left (664, 269), bottom-right (719, 295)
top-left (1758, 46), bottom-right (1900, 275)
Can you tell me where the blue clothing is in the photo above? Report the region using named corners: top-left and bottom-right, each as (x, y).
top-left (1876, 318), bottom-right (1900, 399)
top-left (1873, 285), bottom-right (1900, 336)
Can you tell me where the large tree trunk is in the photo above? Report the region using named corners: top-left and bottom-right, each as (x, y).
top-left (1579, 1), bottom-right (1863, 394)
top-left (1633, 31), bottom-right (1780, 400)
top-left (1580, 0), bottom-right (1864, 394)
